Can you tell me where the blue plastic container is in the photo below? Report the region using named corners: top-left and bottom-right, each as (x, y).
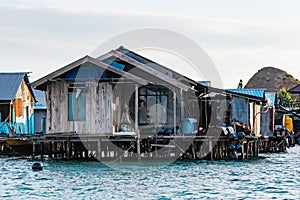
top-left (182, 118), bottom-right (197, 134)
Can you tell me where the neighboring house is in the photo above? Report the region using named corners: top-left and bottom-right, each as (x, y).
top-left (225, 89), bottom-right (266, 136)
top-left (288, 84), bottom-right (300, 107)
top-left (32, 46), bottom-right (207, 135)
top-left (33, 89), bottom-right (47, 133)
top-left (288, 84), bottom-right (300, 94)
top-left (0, 72), bottom-right (36, 134)
top-left (261, 92), bottom-right (276, 136)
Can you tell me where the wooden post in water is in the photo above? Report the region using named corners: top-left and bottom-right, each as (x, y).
top-left (49, 141), bottom-right (53, 158)
top-left (66, 138), bottom-right (70, 159)
top-left (41, 141), bottom-right (44, 161)
top-left (207, 139), bottom-right (213, 161)
top-left (241, 141), bottom-right (245, 160)
top-left (32, 139), bottom-right (36, 160)
top-left (60, 142), bottom-right (64, 159)
top-left (97, 138), bottom-right (101, 161)
top-left (54, 142), bottom-right (57, 159)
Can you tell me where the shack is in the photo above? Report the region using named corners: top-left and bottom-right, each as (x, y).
top-left (0, 72), bottom-right (36, 134)
top-left (32, 46), bottom-right (208, 136)
top-left (225, 89), bottom-right (266, 136)
top-left (261, 92), bottom-right (276, 136)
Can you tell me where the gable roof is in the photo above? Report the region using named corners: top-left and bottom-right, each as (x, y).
top-left (226, 88), bottom-right (265, 100)
top-left (97, 46), bottom-right (209, 92)
top-left (98, 49), bottom-right (191, 91)
top-left (32, 55), bottom-right (150, 90)
top-left (288, 84), bottom-right (300, 94)
top-left (0, 72), bottom-right (34, 101)
top-left (33, 47), bottom-right (207, 92)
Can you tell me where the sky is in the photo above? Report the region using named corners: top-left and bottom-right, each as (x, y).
top-left (1, 0), bottom-right (300, 88)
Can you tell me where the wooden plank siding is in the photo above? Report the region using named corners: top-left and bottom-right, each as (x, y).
top-left (46, 81), bottom-right (113, 135)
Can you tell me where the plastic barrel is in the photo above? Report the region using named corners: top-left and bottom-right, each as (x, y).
top-left (285, 116), bottom-right (293, 132)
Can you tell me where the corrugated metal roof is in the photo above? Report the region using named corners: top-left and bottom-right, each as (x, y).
top-left (33, 89), bottom-right (47, 109)
top-left (226, 88), bottom-right (265, 99)
top-left (265, 92), bottom-right (276, 107)
top-left (0, 72), bottom-right (28, 101)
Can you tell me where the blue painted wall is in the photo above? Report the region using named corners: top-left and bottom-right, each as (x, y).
top-left (0, 113), bottom-right (34, 134)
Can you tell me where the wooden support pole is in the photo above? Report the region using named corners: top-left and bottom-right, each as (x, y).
top-left (191, 142), bottom-right (196, 160)
top-left (208, 140), bottom-right (213, 161)
top-left (54, 142), bottom-right (57, 159)
top-left (97, 138), bottom-right (101, 161)
top-left (173, 89), bottom-right (177, 136)
top-left (41, 142), bottom-right (44, 161)
top-left (241, 142), bottom-right (245, 160)
top-left (256, 141), bottom-right (259, 157)
top-left (250, 142), bottom-right (253, 157)
top-left (135, 83), bottom-right (141, 161)
top-left (180, 89), bottom-right (184, 134)
top-left (49, 141), bottom-right (53, 158)
top-left (66, 139), bottom-right (70, 159)
top-left (32, 139), bottom-right (36, 160)
top-left (85, 143), bottom-right (89, 158)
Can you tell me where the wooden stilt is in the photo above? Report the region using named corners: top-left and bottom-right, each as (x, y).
top-left (41, 142), bottom-right (44, 161)
top-left (97, 138), bottom-right (101, 160)
top-left (32, 139), bottom-right (36, 160)
top-left (66, 139), bottom-right (70, 159)
top-left (49, 141), bottom-right (53, 158)
top-left (54, 142), bottom-right (57, 159)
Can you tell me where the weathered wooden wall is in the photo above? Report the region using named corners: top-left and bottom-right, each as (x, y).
top-left (261, 108), bottom-right (275, 136)
top-left (14, 79), bottom-right (35, 134)
top-left (46, 81), bottom-right (113, 135)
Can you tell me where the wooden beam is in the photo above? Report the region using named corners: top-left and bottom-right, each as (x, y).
top-left (173, 89), bottom-right (177, 136)
top-left (96, 50), bottom-right (115, 61)
top-left (86, 57), bottom-right (149, 86)
top-left (135, 83), bottom-right (141, 161)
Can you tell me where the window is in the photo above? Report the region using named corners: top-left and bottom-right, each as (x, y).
top-left (68, 87), bottom-right (86, 121)
top-left (130, 85), bottom-right (168, 125)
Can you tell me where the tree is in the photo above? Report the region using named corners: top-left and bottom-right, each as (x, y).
top-left (277, 87), bottom-right (295, 108)
top-left (237, 79), bottom-right (243, 89)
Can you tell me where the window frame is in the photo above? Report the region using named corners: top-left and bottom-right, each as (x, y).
top-left (68, 84), bottom-right (87, 121)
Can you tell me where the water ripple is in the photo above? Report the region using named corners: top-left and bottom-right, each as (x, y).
top-left (1, 146), bottom-right (300, 199)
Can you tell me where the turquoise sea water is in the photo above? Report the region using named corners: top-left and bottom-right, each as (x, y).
top-left (1, 146), bottom-right (300, 199)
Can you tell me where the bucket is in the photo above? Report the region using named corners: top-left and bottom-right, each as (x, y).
top-left (182, 118), bottom-right (197, 134)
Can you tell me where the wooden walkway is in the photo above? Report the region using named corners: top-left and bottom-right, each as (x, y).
top-left (0, 133), bottom-right (265, 161)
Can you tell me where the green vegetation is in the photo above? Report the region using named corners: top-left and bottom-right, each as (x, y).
top-left (277, 87), bottom-right (299, 107)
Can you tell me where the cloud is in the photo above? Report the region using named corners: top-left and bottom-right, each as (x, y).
top-left (0, 4), bottom-right (300, 87)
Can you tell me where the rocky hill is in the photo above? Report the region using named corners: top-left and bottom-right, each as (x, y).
top-left (245, 67), bottom-right (299, 92)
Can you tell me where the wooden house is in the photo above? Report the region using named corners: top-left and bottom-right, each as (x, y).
top-left (225, 89), bottom-right (266, 136)
top-left (32, 46), bottom-right (207, 136)
top-left (0, 72), bottom-right (36, 134)
top-left (261, 92), bottom-right (276, 136)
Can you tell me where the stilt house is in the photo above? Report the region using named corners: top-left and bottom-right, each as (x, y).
top-left (32, 46), bottom-right (208, 136)
top-left (225, 89), bottom-right (266, 136)
top-left (0, 72), bottom-right (35, 134)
